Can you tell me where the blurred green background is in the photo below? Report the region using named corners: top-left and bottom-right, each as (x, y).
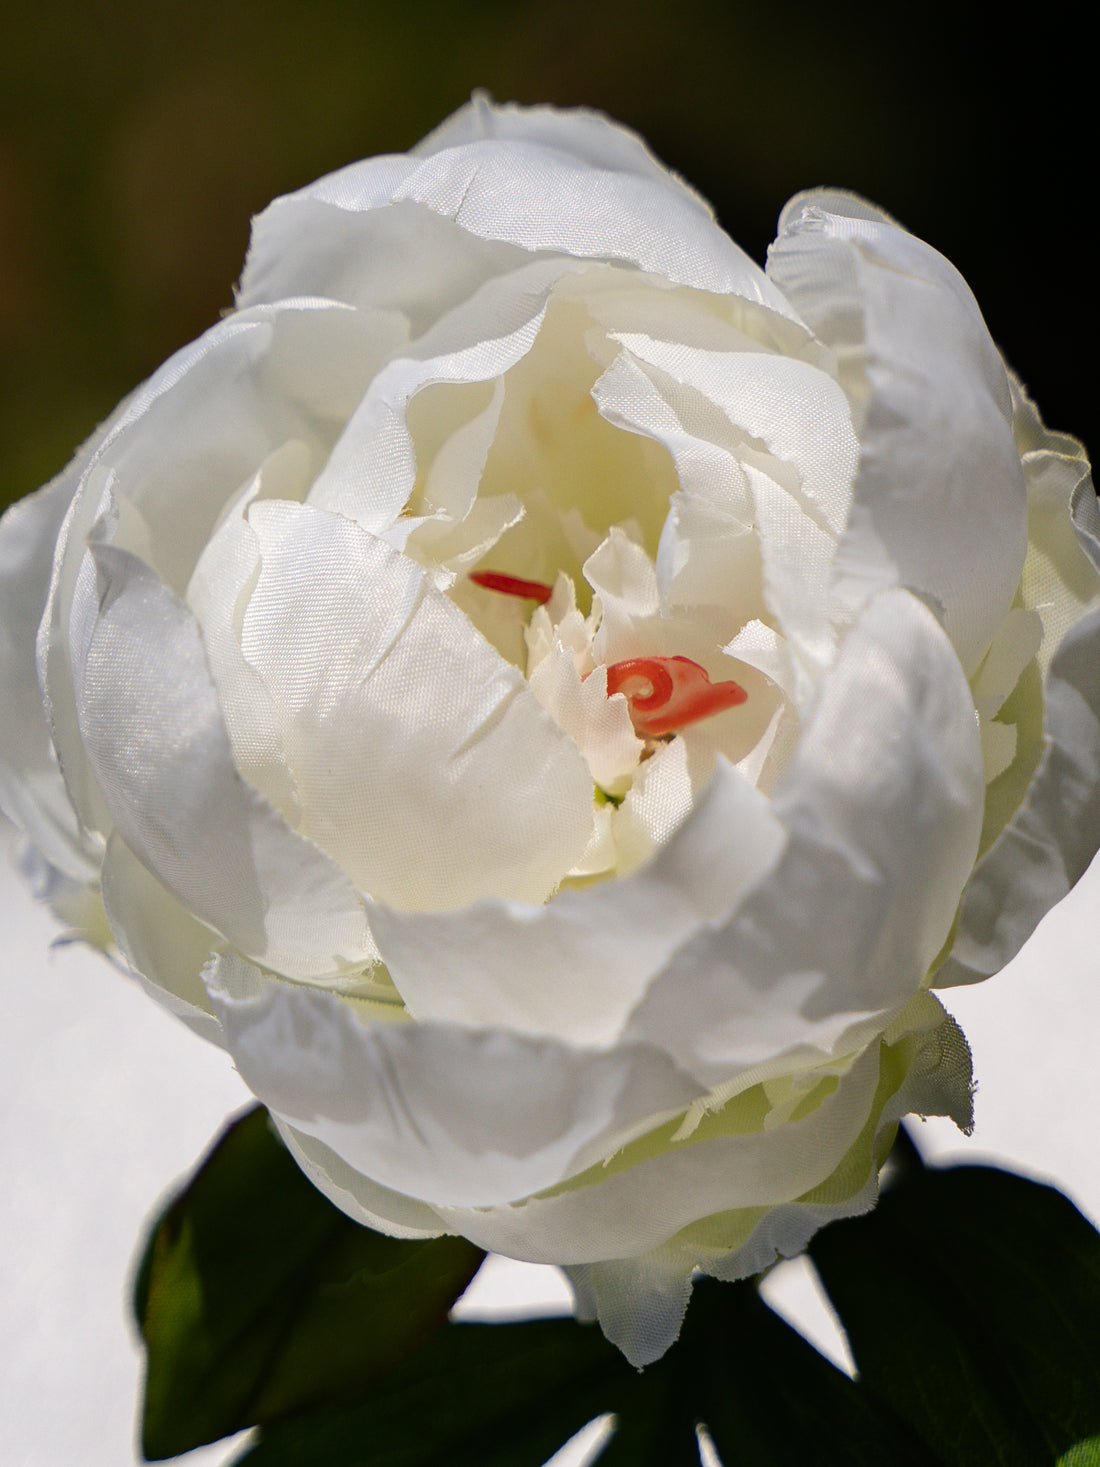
top-left (0, 0), bottom-right (1090, 511)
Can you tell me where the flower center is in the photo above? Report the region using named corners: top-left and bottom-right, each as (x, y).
top-left (471, 568), bottom-right (747, 737)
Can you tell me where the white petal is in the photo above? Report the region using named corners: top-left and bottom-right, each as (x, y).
top-left (937, 603), bottom-right (1100, 986)
top-left (240, 499), bottom-right (593, 909)
top-left (626, 589), bottom-right (985, 1085)
top-left (610, 734), bottom-right (699, 871)
top-left (979, 719), bottom-right (1017, 784)
top-left (434, 1039), bottom-right (888, 1264)
top-left (724, 620), bottom-right (797, 701)
top-left (971, 607), bottom-right (1044, 722)
top-left (398, 376), bottom-right (525, 576)
top-left (273, 1119), bottom-right (448, 1240)
top-left (204, 953), bottom-right (703, 1209)
top-left (614, 336), bottom-right (858, 537)
top-left (392, 138), bottom-right (782, 305)
top-left (746, 465), bottom-right (838, 697)
top-left (62, 306), bottom-right (378, 598)
top-left (37, 305), bottom-right (382, 845)
top-left (1012, 376), bottom-right (1100, 664)
top-left (412, 375), bottom-right (503, 522)
top-left (591, 343), bottom-right (855, 674)
top-left (100, 832), bottom-right (223, 1045)
top-left (527, 653), bottom-right (643, 793)
top-left (0, 474), bottom-right (96, 880)
top-left (186, 447), bottom-right (307, 824)
top-left (70, 538), bottom-right (376, 979)
top-left (568, 996), bottom-right (971, 1367)
top-left (306, 295), bottom-right (549, 533)
top-left (768, 192), bottom-right (1027, 674)
top-left (38, 464), bottom-right (121, 845)
top-left (565, 1253), bottom-right (693, 1369)
top-left (241, 98), bottom-right (797, 323)
top-left (937, 391), bottom-right (1100, 985)
top-left (15, 841), bottom-right (111, 947)
top-left (583, 528), bottom-right (660, 656)
top-left (369, 758), bottom-right (785, 1046)
top-left (413, 94), bottom-right (710, 194)
top-left (658, 486), bottom-right (761, 627)
top-left (239, 172), bottom-right (535, 331)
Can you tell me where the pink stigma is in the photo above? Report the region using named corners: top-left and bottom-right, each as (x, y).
top-left (605, 656), bottom-right (747, 738)
top-left (470, 570), bottom-right (554, 604)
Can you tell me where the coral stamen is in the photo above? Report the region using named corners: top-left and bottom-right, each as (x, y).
top-left (470, 570), bottom-right (554, 604)
top-left (605, 656), bottom-right (747, 738)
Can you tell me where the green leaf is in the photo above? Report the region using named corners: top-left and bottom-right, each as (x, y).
top-left (143, 1113), bottom-right (1100, 1466)
top-left (135, 1105), bottom-right (484, 1460)
top-left (230, 1315), bottom-right (626, 1467)
top-left (810, 1160), bottom-right (1100, 1466)
top-left (1058, 1438), bottom-right (1100, 1467)
top-left (231, 1149), bottom-right (1100, 1466)
top-left (233, 1277), bottom-right (934, 1467)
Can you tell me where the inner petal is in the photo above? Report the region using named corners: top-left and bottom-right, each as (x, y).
top-left (237, 499), bottom-right (594, 910)
top-left (411, 284), bottom-right (681, 655)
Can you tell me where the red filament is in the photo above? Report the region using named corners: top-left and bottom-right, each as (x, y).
top-left (605, 656), bottom-right (747, 738)
top-left (470, 570), bottom-right (554, 604)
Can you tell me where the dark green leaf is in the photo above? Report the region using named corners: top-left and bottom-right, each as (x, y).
top-left (135, 1105), bottom-right (484, 1460)
top-left (810, 1160), bottom-right (1100, 1466)
top-left (230, 1315), bottom-right (626, 1467)
top-left (145, 1111), bottom-right (1100, 1466)
top-left (652, 1281), bottom-right (938, 1467)
top-left (233, 1277), bottom-right (933, 1467)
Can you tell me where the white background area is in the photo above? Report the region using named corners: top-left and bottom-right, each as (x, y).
top-left (2, 809), bottom-right (1098, 1467)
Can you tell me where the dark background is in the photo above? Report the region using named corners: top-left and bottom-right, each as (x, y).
top-left (1, 0), bottom-right (1090, 513)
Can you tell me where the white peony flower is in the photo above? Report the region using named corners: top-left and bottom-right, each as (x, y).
top-left (2, 96), bottom-right (1098, 1367)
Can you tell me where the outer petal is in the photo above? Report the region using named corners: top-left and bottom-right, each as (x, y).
top-left (51, 305), bottom-right (387, 601)
top-left (69, 534), bottom-right (376, 980)
top-left (768, 191), bottom-right (1027, 675)
top-left (413, 94), bottom-right (713, 190)
top-left (203, 953), bottom-right (704, 1209)
top-left (937, 393), bottom-right (1100, 985)
top-left (1013, 379), bottom-right (1100, 649)
top-left (238, 174), bottom-right (534, 333)
top-left (561, 995), bottom-right (972, 1365)
top-left (431, 995), bottom-right (968, 1273)
top-left (100, 831), bottom-right (224, 1044)
top-left (240, 97), bottom-right (797, 318)
top-left (274, 1119), bottom-right (449, 1241)
top-left (625, 588), bottom-right (985, 1087)
top-left (36, 304), bottom-right (390, 848)
top-left (394, 110), bottom-right (791, 307)
top-left (937, 603), bottom-right (1100, 985)
top-left (0, 474), bottom-right (96, 881)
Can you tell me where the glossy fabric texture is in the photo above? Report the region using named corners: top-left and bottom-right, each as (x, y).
top-left (1, 98), bottom-right (1098, 1367)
